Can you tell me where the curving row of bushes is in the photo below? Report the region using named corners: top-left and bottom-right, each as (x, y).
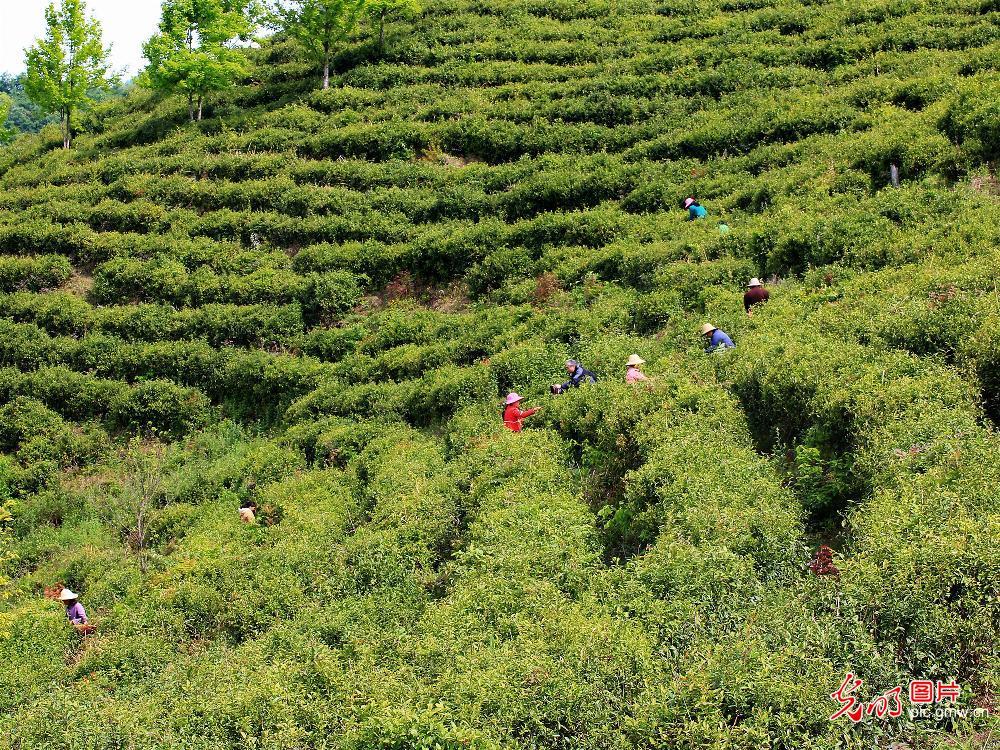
top-left (0, 320), bottom-right (331, 417)
top-left (0, 293), bottom-right (304, 346)
top-left (0, 365), bottom-right (211, 438)
top-left (92, 259), bottom-right (364, 321)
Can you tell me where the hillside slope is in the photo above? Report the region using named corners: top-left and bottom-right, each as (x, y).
top-left (1, 0), bottom-right (998, 748)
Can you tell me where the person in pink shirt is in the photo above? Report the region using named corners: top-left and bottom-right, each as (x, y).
top-left (625, 354), bottom-right (648, 383)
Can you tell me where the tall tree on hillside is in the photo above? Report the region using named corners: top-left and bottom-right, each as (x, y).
top-left (272, 0), bottom-right (366, 89)
top-left (143, 0), bottom-right (261, 122)
top-left (365, 0), bottom-right (420, 51)
top-left (23, 0), bottom-right (115, 150)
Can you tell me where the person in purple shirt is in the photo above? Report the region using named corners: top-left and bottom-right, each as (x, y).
top-left (59, 588), bottom-right (88, 625)
top-left (701, 323), bottom-right (735, 353)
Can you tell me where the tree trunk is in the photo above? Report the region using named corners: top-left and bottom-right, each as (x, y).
top-left (136, 497), bottom-right (148, 573)
top-left (188, 93), bottom-right (195, 122)
top-left (197, 96), bottom-right (203, 121)
top-left (323, 59), bottom-right (330, 89)
top-left (63, 107), bottom-right (72, 150)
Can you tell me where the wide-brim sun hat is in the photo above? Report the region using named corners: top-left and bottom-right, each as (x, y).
top-left (505, 393), bottom-right (524, 405)
top-left (748, 278), bottom-right (763, 287)
top-left (683, 197), bottom-right (695, 209)
top-left (701, 323), bottom-right (717, 335)
top-left (626, 354), bottom-right (645, 367)
top-left (59, 588), bottom-right (78, 601)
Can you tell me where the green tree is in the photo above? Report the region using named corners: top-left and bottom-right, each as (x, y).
top-left (0, 75), bottom-right (56, 135)
top-left (365, 0), bottom-right (419, 50)
top-left (23, 0), bottom-right (115, 150)
top-left (0, 94), bottom-right (13, 144)
top-left (117, 437), bottom-right (167, 575)
top-left (272, 0), bottom-right (366, 89)
top-left (143, 0), bottom-right (260, 122)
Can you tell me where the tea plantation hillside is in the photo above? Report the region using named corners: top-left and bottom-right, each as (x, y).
top-left (1, 0), bottom-right (999, 747)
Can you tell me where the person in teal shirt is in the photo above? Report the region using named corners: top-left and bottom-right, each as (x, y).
top-left (683, 197), bottom-right (707, 220)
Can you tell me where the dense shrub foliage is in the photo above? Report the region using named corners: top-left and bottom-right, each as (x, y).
top-left (0, 0), bottom-right (998, 748)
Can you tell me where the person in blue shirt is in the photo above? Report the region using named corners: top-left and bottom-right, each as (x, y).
top-left (683, 197), bottom-right (707, 220)
top-left (701, 323), bottom-right (735, 353)
top-left (552, 359), bottom-right (597, 394)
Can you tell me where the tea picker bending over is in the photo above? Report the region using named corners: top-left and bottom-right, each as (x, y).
top-left (552, 359), bottom-right (597, 394)
top-left (702, 323), bottom-right (735, 353)
top-left (239, 500), bottom-right (257, 524)
top-left (683, 197), bottom-right (707, 220)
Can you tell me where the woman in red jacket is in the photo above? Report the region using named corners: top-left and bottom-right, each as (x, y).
top-left (503, 392), bottom-right (539, 432)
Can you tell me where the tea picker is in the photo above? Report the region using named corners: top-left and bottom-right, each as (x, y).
top-left (744, 278), bottom-right (770, 315)
top-left (551, 359), bottom-right (597, 394)
top-left (60, 588), bottom-right (95, 634)
top-left (702, 323), bottom-right (735, 353)
top-left (239, 500), bottom-right (257, 524)
top-left (502, 393), bottom-right (540, 432)
top-left (683, 197), bottom-right (707, 220)
top-left (625, 354), bottom-right (648, 383)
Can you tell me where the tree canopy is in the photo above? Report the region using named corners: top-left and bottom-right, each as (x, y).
top-left (0, 95), bottom-right (13, 145)
top-left (271, 0), bottom-right (366, 89)
top-left (365, 0), bottom-right (420, 49)
top-left (143, 0), bottom-right (261, 121)
top-left (0, 75), bottom-right (60, 136)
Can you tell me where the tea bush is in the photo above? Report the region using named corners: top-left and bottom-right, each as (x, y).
top-left (1, 0), bottom-right (999, 746)
top-left (722, 303), bottom-right (999, 696)
top-left (0, 255), bottom-right (73, 292)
